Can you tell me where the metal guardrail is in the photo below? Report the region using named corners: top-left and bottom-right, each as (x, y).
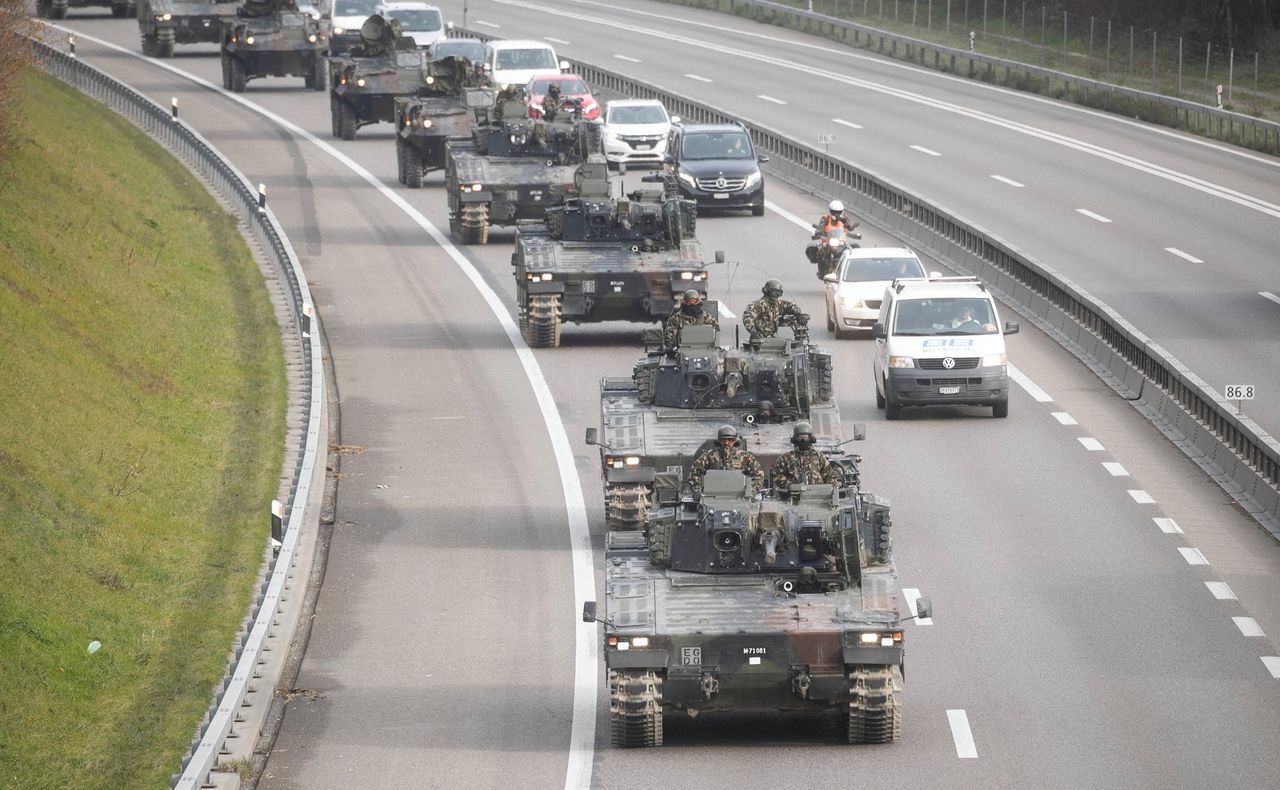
top-left (456, 26), bottom-right (1280, 533)
top-left (29, 33), bottom-right (326, 788)
top-left (652, 0), bottom-right (1280, 155)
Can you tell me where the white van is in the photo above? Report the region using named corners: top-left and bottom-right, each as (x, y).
top-left (871, 276), bottom-right (1019, 419)
top-left (484, 39), bottom-right (569, 88)
top-left (374, 1), bottom-right (445, 48)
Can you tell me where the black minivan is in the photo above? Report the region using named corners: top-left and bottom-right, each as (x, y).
top-left (666, 122), bottom-right (768, 216)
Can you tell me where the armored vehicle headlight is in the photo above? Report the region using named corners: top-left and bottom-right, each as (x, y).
top-left (859, 632), bottom-right (879, 644)
top-left (677, 170), bottom-right (695, 188)
top-left (156, 12), bottom-right (170, 20)
top-left (425, 75), bottom-right (435, 85)
top-left (608, 636), bottom-right (631, 650)
top-left (679, 272), bottom-right (694, 280)
top-left (308, 33), bottom-right (317, 43)
top-left (745, 170), bottom-right (762, 187)
top-left (982, 353), bottom-right (1007, 367)
top-left (333, 26), bottom-right (344, 34)
top-left (631, 637), bottom-right (650, 648)
top-left (245, 35), bottom-right (255, 44)
top-left (472, 182), bottom-right (482, 191)
top-left (421, 118), bottom-right (433, 128)
top-left (525, 272), bottom-right (553, 282)
top-left (540, 272), bottom-right (553, 281)
top-left (888, 356), bottom-right (915, 368)
top-left (356, 77), bottom-right (366, 87)
top-left (624, 456), bottom-right (641, 466)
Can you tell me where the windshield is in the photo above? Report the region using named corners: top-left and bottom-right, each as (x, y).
top-left (334, 0), bottom-right (376, 15)
top-left (681, 131), bottom-right (753, 160)
top-left (531, 77), bottom-right (587, 94)
top-left (431, 41), bottom-right (485, 62)
top-left (606, 104), bottom-right (667, 125)
top-left (842, 256), bottom-right (925, 283)
top-left (494, 48), bottom-right (557, 70)
top-left (386, 8), bottom-right (441, 31)
top-left (892, 297), bottom-right (998, 335)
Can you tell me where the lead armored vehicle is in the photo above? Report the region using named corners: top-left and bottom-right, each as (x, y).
top-left (443, 90), bottom-right (599, 244)
top-left (511, 160), bottom-right (717, 349)
top-left (138, 0), bottom-right (238, 57)
top-left (586, 322), bottom-right (838, 529)
top-left (37, 0), bottom-right (133, 19)
top-left (220, 0), bottom-right (328, 94)
top-left (329, 16), bottom-right (432, 139)
top-left (394, 70), bottom-right (490, 189)
top-left (584, 468), bottom-right (930, 746)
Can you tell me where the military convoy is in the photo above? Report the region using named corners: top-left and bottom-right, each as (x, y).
top-left (36, 0), bottom-right (134, 19)
top-left (329, 16), bottom-right (434, 140)
top-left (220, 0), bottom-right (328, 93)
top-left (394, 69), bottom-right (490, 189)
top-left (137, 0), bottom-right (238, 57)
top-left (443, 89), bottom-right (600, 244)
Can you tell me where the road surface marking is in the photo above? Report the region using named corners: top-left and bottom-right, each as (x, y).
top-left (1153, 517), bottom-right (1183, 533)
top-left (1165, 247), bottom-right (1203, 263)
top-left (991, 174), bottom-right (1024, 187)
top-left (1128, 490), bottom-right (1156, 503)
top-left (1008, 364), bottom-right (1052, 402)
top-left (1178, 547), bottom-right (1209, 565)
top-left (684, 73), bottom-right (713, 83)
top-left (1260, 291), bottom-right (1280, 307)
top-left (474, 19), bottom-right (501, 27)
top-left (1078, 437), bottom-right (1104, 451)
top-left (1051, 411), bottom-right (1077, 425)
top-left (833, 117), bottom-right (863, 129)
top-left (910, 144), bottom-right (942, 156)
top-left (718, 303), bottom-right (737, 320)
top-left (1233, 617), bottom-right (1265, 637)
top-left (1102, 462), bottom-right (1129, 477)
top-left (758, 94), bottom-right (787, 104)
top-left (764, 199), bottom-right (814, 232)
top-left (902, 588), bottom-right (933, 625)
top-left (947, 710), bottom-right (978, 758)
top-left (1205, 582), bottom-right (1236, 600)
top-left (1076, 208), bottom-right (1112, 223)
top-left (614, 54), bottom-right (641, 62)
top-left (1263, 657), bottom-right (1280, 678)
top-left (544, 36), bottom-right (571, 45)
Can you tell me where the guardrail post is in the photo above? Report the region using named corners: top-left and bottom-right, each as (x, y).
top-left (257, 183), bottom-right (267, 213)
top-left (171, 97), bottom-right (179, 121)
top-left (68, 34), bottom-right (76, 59)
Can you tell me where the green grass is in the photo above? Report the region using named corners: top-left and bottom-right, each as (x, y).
top-left (0, 70), bottom-right (286, 788)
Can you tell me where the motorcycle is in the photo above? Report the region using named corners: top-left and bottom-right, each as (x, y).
top-left (805, 221), bottom-right (861, 280)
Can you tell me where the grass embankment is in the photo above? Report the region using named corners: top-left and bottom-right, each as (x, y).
top-left (0, 70), bottom-right (286, 788)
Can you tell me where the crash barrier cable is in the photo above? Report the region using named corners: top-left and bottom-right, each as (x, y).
top-left (28, 32), bottom-right (326, 788)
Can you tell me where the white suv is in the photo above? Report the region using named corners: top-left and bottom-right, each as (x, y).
top-left (374, 1), bottom-right (445, 48)
top-left (823, 247), bottom-right (929, 338)
top-left (601, 99), bottom-right (673, 167)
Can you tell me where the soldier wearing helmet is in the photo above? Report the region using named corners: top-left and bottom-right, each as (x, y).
top-left (770, 421), bottom-right (839, 493)
top-left (662, 288), bottom-right (718, 347)
top-left (541, 81), bottom-right (563, 122)
top-left (687, 425), bottom-right (764, 493)
top-left (742, 279), bottom-right (805, 340)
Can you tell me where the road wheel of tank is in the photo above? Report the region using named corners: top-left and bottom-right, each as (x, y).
top-left (157, 28), bottom-right (175, 58)
top-left (220, 52), bottom-right (232, 89)
top-left (403, 145), bottom-right (424, 189)
top-left (127, 0), bottom-right (137, 17)
top-left (875, 382), bottom-right (885, 410)
top-left (610, 669), bottom-right (664, 748)
top-left (396, 139), bottom-right (408, 185)
top-left (811, 352), bottom-right (834, 402)
top-left (457, 205), bottom-right (489, 245)
top-left (229, 56), bottom-right (247, 93)
top-left (847, 666), bottom-right (901, 744)
top-left (141, 31), bottom-right (156, 57)
top-left (992, 398), bottom-right (1009, 418)
top-left (523, 294), bottom-right (561, 349)
top-left (605, 483), bottom-right (652, 531)
top-left (337, 100), bottom-right (357, 141)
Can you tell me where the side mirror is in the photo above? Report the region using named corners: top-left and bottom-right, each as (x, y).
top-left (715, 250), bottom-right (725, 264)
top-left (757, 154), bottom-right (770, 163)
top-left (915, 596), bottom-right (933, 620)
top-left (663, 154), bottom-right (676, 165)
top-left (559, 59), bottom-right (571, 71)
top-left (1004, 321), bottom-right (1020, 335)
top-left (581, 601), bottom-right (597, 622)
top-left (871, 322), bottom-right (886, 339)
top-left (822, 273), bottom-right (837, 284)
top-left (928, 270), bottom-right (942, 278)
top-left (585, 427), bottom-right (598, 446)
top-left (671, 115), bottom-right (681, 124)
top-left (446, 20), bottom-right (454, 30)
top-left (852, 423), bottom-right (866, 441)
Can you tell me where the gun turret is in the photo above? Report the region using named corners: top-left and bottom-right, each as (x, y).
top-left (357, 14), bottom-right (401, 58)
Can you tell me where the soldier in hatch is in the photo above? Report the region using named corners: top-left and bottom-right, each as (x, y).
top-left (742, 279), bottom-right (805, 340)
top-left (662, 289), bottom-right (718, 347)
top-left (541, 81), bottom-right (563, 122)
top-left (687, 425), bottom-right (764, 493)
top-left (770, 422), bottom-right (838, 493)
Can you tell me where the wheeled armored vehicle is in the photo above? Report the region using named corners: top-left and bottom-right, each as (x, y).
top-left (220, 0), bottom-right (328, 94)
top-left (37, 0), bottom-right (134, 19)
top-left (394, 70), bottom-right (490, 188)
top-left (584, 468), bottom-right (930, 746)
top-left (137, 0), bottom-right (238, 57)
top-left (328, 16), bottom-right (434, 139)
top-left (586, 322), bottom-right (840, 529)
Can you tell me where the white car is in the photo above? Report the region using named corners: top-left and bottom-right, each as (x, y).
top-left (601, 99), bottom-right (673, 167)
top-left (483, 40), bottom-right (568, 89)
top-left (329, 0), bottom-right (379, 54)
top-left (823, 247), bottom-right (928, 338)
top-left (374, 1), bottom-right (445, 48)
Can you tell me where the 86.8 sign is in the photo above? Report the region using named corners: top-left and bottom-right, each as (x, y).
top-left (1225, 385), bottom-right (1255, 400)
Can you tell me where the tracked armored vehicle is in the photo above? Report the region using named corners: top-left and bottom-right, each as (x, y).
top-left (395, 69), bottom-right (490, 188)
top-left (443, 90), bottom-right (599, 244)
top-left (584, 468), bottom-right (930, 746)
top-left (586, 322), bottom-right (839, 529)
top-left (138, 0), bottom-right (238, 57)
top-left (511, 161), bottom-right (717, 349)
top-left (220, 0), bottom-right (327, 94)
top-left (37, 0), bottom-right (134, 19)
top-left (329, 16), bottom-right (432, 140)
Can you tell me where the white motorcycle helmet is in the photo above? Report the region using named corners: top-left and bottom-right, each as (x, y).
top-left (828, 199), bottom-right (844, 216)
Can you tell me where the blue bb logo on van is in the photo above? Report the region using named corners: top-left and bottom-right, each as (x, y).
top-left (922, 338), bottom-right (975, 348)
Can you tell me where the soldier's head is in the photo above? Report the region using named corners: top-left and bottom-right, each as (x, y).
top-left (680, 289), bottom-right (703, 316)
top-left (791, 421), bottom-right (815, 449)
top-left (547, 81), bottom-right (561, 96)
top-left (717, 424), bottom-right (738, 449)
top-left (828, 199), bottom-right (844, 219)
top-left (762, 279), bottom-right (784, 300)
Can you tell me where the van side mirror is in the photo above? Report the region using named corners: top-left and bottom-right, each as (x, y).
top-left (757, 154), bottom-right (770, 163)
top-left (585, 427), bottom-right (598, 446)
top-left (871, 322), bottom-right (886, 339)
top-left (671, 115), bottom-right (681, 124)
top-left (1003, 321), bottom-right (1020, 335)
top-left (822, 273), bottom-right (837, 284)
top-left (928, 271), bottom-right (942, 278)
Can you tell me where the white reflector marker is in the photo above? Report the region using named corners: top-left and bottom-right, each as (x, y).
top-left (1205, 582), bottom-right (1236, 600)
top-left (1178, 547), bottom-right (1209, 565)
top-left (947, 710), bottom-right (978, 758)
top-left (1233, 617), bottom-right (1265, 637)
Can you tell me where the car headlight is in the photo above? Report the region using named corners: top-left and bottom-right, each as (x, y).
top-left (677, 171), bottom-right (695, 188)
top-left (356, 77), bottom-right (365, 87)
top-left (333, 25), bottom-right (344, 35)
top-left (744, 170), bottom-right (761, 187)
top-left (601, 127), bottom-right (618, 141)
top-left (888, 356), bottom-right (915, 368)
top-left (982, 353), bottom-right (1007, 367)
top-left (838, 296), bottom-right (863, 308)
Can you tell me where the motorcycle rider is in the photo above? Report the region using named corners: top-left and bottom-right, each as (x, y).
top-left (817, 199), bottom-right (847, 233)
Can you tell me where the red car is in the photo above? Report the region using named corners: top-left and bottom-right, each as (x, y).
top-left (525, 74), bottom-right (601, 122)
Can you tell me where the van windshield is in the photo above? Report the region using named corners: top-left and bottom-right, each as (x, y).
top-left (335, 0), bottom-right (377, 15)
top-left (386, 8), bottom-right (441, 31)
top-left (892, 297), bottom-right (997, 335)
top-left (495, 48), bottom-right (557, 70)
top-left (842, 256), bottom-right (925, 282)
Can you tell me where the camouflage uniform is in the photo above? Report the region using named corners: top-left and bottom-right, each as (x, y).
top-left (771, 447), bottom-right (838, 491)
top-left (742, 295), bottom-right (804, 339)
top-left (662, 309), bottom-right (718, 347)
top-left (687, 445), bottom-right (764, 492)
top-left (541, 88), bottom-right (561, 121)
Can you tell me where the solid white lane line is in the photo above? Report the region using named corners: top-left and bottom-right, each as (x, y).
top-left (1205, 582), bottom-right (1237, 600)
top-left (946, 710), bottom-right (978, 758)
top-left (1260, 291), bottom-right (1280, 307)
top-left (718, 303), bottom-right (737, 320)
top-left (474, 19), bottom-right (501, 27)
top-left (684, 73), bottom-right (713, 82)
top-left (910, 144), bottom-right (942, 156)
top-left (1178, 547), bottom-right (1209, 565)
top-left (1102, 462), bottom-right (1129, 477)
top-left (758, 94), bottom-right (787, 104)
top-left (991, 174), bottom-right (1024, 187)
top-left (544, 36), bottom-right (571, 44)
top-left (902, 588), bottom-right (933, 625)
top-left (1051, 411), bottom-right (1078, 425)
top-left (1078, 437), bottom-right (1105, 451)
top-left (765, 199), bottom-right (816, 232)
top-left (833, 117), bottom-right (863, 129)
top-left (67, 31), bottom-right (601, 789)
top-left (1233, 617), bottom-right (1266, 637)
top-left (1128, 490), bottom-right (1156, 503)
top-left (613, 54), bottom-right (641, 62)
top-left (1165, 247), bottom-right (1204, 263)
top-left (1262, 657), bottom-right (1280, 678)
top-left (1153, 517), bottom-right (1183, 533)
top-left (1076, 208), bottom-right (1113, 223)
top-left (1008, 364), bottom-right (1053, 402)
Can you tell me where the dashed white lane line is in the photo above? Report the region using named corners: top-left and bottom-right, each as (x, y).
top-left (614, 54), bottom-right (641, 62)
top-left (684, 73), bottom-right (713, 82)
top-left (1263, 657), bottom-right (1280, 678)
top-left (1234, 617), bottom-right (1266, 637)
top-left (910, 144), bottom-right (942, 156)
top-left (474, 19), bottom-right (501, 27)
top-left (1078, 437), bottom-right (1105, 451)
top-left (902, 588), bottom-right (933, 625)
top-left (991, 174), bottom-right (1024, 187)
top-left (833, 117), bottom-right (863, 129)
top-left (1008, 364), bottom-right (1053, 402)
top-left (1153, 517), bottom-right (1183, 533)
top-left (1178, 547), bottom-right (1209, 565)
top-left (1051, 411), bottom-right (1078, 425)
top-left (1165, 247), bottom-right (1204, 263)
top-left (1260, 291), bottom-right (1280, 307)
top-left (1102, 462), bottom-right (1129, 477)
top-left (1076, 208), bottom-right (1113, 223)
top-left (718, 303), bottom-right (736, 320)
top-left (758, 94), bottom-right (787, 104)
top-left (544, 36), bottom-right (570, 45)
top-left (765, 199), bottom-right (814, 232)
top-left (946, 710), bottom-right (978, 758)
top-left (1205, 581), bottom-right (1237, 600)
top-left (1128, 490), bottom-right (1156, 503)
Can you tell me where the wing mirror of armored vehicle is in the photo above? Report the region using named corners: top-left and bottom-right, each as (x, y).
top-left (581, 601), bottom-right (597, 622)
top-left (715, 250), bottom-right (725, 264)
top-left (914, 596), bottom-right (933, 621)
top-left (852, 423), bottom-right (866, 441)
top-left (585, 427), bottom-right (599, 446)
top-left (1003, 321), bottom-right (1020, 335)
top-left (871, 322), bottom-right (886, 339)
top-left (822, 273), bottom-right (838, 284)
top-left (640, 326), bottom-right (664, 351)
